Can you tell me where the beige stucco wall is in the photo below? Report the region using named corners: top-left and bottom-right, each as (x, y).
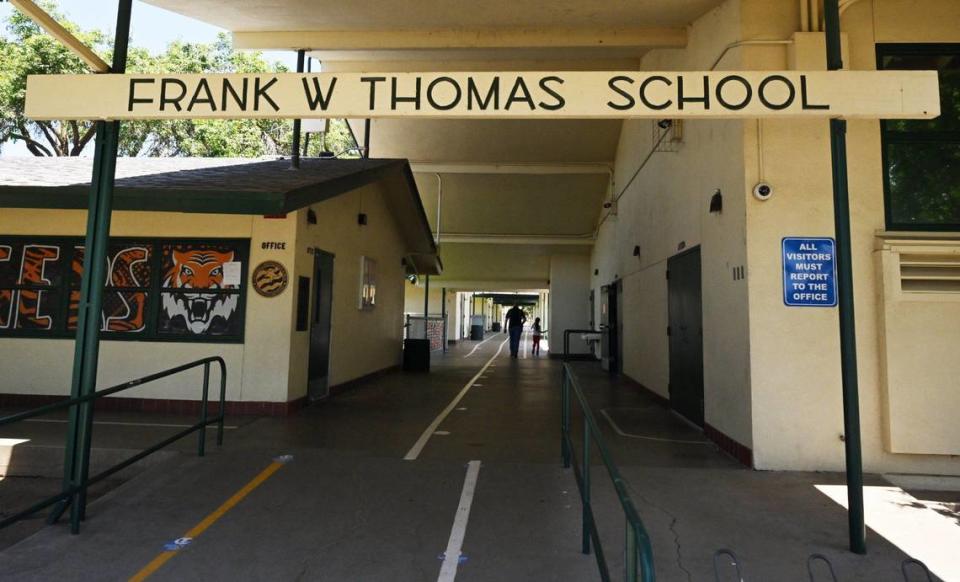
top-left (741, 0), bottom-right (960, 474)
top-left (591, 0), bottom-right (960, 475)
top-left (287, 182), bottom-right (407, 399)
top-left (0, 208), bottom-right (296, 402)
top-left (591, 0), bottom-right (754, 448)
top-left (550, 253), bottom-right (592, 354)
top-left (1, 181), bottom-right (412, 404)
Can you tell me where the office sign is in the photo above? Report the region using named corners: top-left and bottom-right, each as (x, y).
top-left (782, 237), bottom-right (837, 307)
top-left (25, 70), bottom-right (939, 121)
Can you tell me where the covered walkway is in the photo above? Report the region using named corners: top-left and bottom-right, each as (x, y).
top-left (0, 336), bottom-right (950, 581)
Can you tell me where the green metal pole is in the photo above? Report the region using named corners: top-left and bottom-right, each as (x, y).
top-left (63, 0), bottom-right (133, 533)
top-left (291, 49), bottom-right (305, 169)
top-left (582, 423), bottom-right (591, 555)
top-left (424, 274), bottom-right (430, 340)
top-left (561, 369), bottom-right (570, 468)
top-left (441, 287), bottom-right (447, 352)
top-left (626, 522), bottom-right (638, 582)
top-left (198, 362), bottom-right (210, 457)
top-left (824, 0), bottom-right (866, 555)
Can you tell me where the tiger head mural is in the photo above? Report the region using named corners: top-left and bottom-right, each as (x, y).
top-left (161, 249), bottom-right (239, 334)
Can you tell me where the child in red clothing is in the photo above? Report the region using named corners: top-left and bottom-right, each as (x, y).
top-left (532, 317), bottom-right (544, 355)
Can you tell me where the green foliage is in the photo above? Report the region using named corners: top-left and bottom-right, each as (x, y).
top-left (0, 7), bottom-right (358, 159)
top-left (0, 1), bottom-right (106, 155)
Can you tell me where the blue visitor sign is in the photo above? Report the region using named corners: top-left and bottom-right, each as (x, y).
top-left (782, 237), bottom-right (837, 307)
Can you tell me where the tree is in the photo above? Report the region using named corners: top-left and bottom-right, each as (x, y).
top-left (0, 5), bottom-right (357, 158)
top-left (0, 1), bottom-right (106, 156)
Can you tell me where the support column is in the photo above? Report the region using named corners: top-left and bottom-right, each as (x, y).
top-left (441, 287), bottom-right (447, 352)
top-left (59, 0), bottom-right (133, 534)
top-left (290, 49), bottom-right (306, 169)
top-left (423, 275), bottom-right (430, 317)
top-left (824, 0), bottom-right (866, 555)
top-left (363, 119), bottom-right (371, 158)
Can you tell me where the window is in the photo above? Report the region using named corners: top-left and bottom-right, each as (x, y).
top-left (359, 256), bottom-right (376, 310)
top-left (0, 237), bottom-right (249, 342)
top-left (879, 44), bottom-right (960, 230)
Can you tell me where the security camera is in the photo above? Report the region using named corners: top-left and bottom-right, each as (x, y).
top-left (657, 119), bottom-right (673, 130)
top-left (753, 182), bottom-right (774, 201)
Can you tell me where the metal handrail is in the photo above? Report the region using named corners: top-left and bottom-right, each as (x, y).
top-left (0, 356), bottom-right (227, 533)
top-left (561, 362), bottom-right (656, 582)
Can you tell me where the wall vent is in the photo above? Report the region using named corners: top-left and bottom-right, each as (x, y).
top-left (899, 253), bottom-right (960, 294)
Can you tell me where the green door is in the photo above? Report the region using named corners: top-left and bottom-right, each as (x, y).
top-left (667, 247), bottom-right (704, 426)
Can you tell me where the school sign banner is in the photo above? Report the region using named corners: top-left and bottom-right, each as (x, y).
top-left (25, 70), bottom-right (940, 121)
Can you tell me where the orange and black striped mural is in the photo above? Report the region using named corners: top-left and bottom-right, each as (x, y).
top-left (0, 238), bottom-right (247, 340)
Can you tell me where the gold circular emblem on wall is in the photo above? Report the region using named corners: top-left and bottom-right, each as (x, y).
top-left (252, 260), bottom-right (288, 297)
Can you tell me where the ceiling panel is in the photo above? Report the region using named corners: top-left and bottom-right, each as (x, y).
top-left (144, 0), bottom-right (724, 32)
top-left (417, 173), bottom-right (607, 236)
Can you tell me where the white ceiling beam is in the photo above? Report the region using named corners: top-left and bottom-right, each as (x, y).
top-left (9, 0), bottom-right (110, 73)
top-left (410, 162), bottom-right (612, 176)
top-left (439, 233), bottom-right (594, 245)
top-left (429, 280), bottom-right (549, 291)
top-left (232, 28), bottom-right (687, 51)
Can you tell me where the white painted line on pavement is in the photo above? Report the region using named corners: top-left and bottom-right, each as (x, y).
top-left (404, 338), bottom-right (507, 461)
top-left (437, 460), bottom-right (482, 582)
top-left (599, 409), bottom-right (710, 445)
top-left (463, 333), bottom-right (501, 358)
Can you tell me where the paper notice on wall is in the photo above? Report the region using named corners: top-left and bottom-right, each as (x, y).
top-left (223, 261), bottom-right (242, 286)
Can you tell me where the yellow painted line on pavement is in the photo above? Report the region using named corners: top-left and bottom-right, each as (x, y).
top-left (128, 460), bottom-right (285, 582)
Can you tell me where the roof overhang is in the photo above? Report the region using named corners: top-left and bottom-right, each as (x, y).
top-left (0, 157), bottom-right (441, 274)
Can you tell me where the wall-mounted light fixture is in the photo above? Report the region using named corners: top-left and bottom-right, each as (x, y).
top-left (709, 189), bottom-right (723, 214)
top-left (358, 213), bottom-right (368, 225)
top-left (307, 208), bottom-right (317, 224)
top-left (633, 245), bottom-right (641, 257)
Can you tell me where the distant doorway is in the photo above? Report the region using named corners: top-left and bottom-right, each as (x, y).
top-left (667, 247), bottom-right (704, 426)
top-left (601, 281), bottom-right (622, 373)
top-left (308, 249), bottom-right (335, 401)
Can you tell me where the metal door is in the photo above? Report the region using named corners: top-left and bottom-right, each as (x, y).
top-left (308, 250), bottom-right (335, 401)
top-left (600, 283), bottom-right (620, 372)
top-left (667, 248), bottom-right (704, 426)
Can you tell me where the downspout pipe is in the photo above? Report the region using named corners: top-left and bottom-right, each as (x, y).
top-left (435, 174), bottom-right (443, 246)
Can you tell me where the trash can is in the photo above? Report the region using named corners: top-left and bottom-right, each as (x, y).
top-left (491, 322), bottom-right (501, 332)
top-left (470, 325), bottom-right (484, 340)
top-left (403, 338), bottom-right (430, 372)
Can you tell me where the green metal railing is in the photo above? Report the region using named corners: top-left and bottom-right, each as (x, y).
top-left (561, 362), bottom-right (656, 582)
top-left (0, 356), bottom-right (227, 534)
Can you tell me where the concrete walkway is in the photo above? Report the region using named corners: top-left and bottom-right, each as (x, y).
top-left (0, 333), bottom-right (956, 581)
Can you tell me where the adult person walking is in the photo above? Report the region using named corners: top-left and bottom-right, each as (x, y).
top-left (503, 303), bottom-right (527, 358)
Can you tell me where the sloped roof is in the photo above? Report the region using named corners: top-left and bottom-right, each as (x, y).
top-left (0, 156), bottom-right (439, 272)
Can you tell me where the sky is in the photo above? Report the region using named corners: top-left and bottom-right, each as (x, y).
top-left (0, 0), bottom-right (298, 157)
